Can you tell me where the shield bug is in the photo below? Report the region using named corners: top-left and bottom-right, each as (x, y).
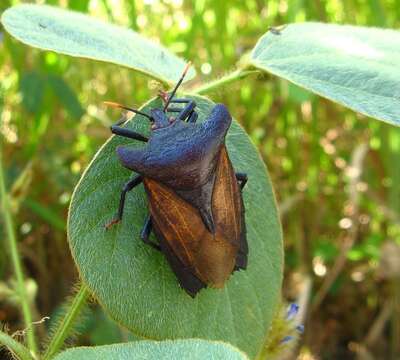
top-left (105, 63), bottom-right (248, 297)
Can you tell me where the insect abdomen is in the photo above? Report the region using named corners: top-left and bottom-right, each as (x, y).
top-left (143, 146), bottom-right (247, 294)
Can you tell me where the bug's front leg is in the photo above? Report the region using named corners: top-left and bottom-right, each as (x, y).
top-left (110, 116), bottom-right (148, 142)
top-left (236, 172), bottom-right (248, 190)
top-left (140, 215), bottom-right (161, 251)
top-left (105, 175), bottom-right (143, 229)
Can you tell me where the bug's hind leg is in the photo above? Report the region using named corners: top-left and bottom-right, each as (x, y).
top-left (140, 215), bottom-right (161, 251)
top-left (236, 172), bottom-right (248, 190)
top-left (105, 175), bottom-right (142, 229)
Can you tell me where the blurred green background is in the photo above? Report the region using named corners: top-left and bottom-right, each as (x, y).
top-left (1, 0), bottom-right (400, 359)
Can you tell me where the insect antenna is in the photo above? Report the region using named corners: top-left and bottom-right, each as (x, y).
top-left (163, 62), bottom-right (191, 112)
top-left (104, 101), bottom-right (153, 121)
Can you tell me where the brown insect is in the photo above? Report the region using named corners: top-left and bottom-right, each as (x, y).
top-left (105, 64), bottom-right (248, 297)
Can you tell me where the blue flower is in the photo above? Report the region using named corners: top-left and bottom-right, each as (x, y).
top-left (279, 303), bottom-right (304, 344)
top-left (281, 335), bottom-right (294, 344)
top-left (286, 303), bottom-right (299, 321)
top-left (296, 324), bottom-right (304, 333)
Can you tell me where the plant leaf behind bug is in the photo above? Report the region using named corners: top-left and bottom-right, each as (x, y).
top-left (1, 4), bottom-right (195, 85)
top-left (53, 339), bottom-right (249, 360)
top-left (250, 22), bottom-right (400, 127)
top-left (48, 75), bottom-right (85, 120)
top-left (19, 71), bottom-right (45, 114)
top-left (67, 95), bottom-right (283, 358)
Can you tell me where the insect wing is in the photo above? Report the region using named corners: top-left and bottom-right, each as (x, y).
top-left (212, 146), bottom-right (243, 246)
top-left (144, 178), bottom-right (206, 269)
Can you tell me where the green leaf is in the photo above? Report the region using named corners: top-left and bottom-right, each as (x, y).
top-left (48, 75), bottom-right (84, 119)
top-left (1, 4), bottom-right (195, 85)
top-left (68, 0), bottom-right (90, 12)
top-left (53, 340), bottom-right (249, 360)
top-left (0, 330), bottom-right (33, 360)
top-left (67, 95), bottom-right (283, 358)
top-left (20, 71), bottom-right (45, 113)
top-left (250, 23), bottom-right (400, 127)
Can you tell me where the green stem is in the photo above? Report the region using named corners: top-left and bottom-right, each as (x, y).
top-left (0, 330), bottom-right (34, 360)
top-left (0, 148), bottom-right (38, 355)
top-left (43, 283), bottom-right (90, 360)
top-left (193, 69), bottom-right (259, 95)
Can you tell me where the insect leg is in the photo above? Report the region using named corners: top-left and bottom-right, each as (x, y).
top-left (177, 100), bottom-right (196, 121)
top-left (109, 115), bottom-right (148, 142)
top-left (235, 172), bottom-right (248, 190)
top-left (105, 175), bottom-right (143, 229)
top-left (140, 215), bottom-right (161, 251)
top-left (166, 106), bottom-right (198, 123)
top-left (166, 98), bottom-right (196, 122)
top-left (187, 111), bottom-right (198, 123)
top-left (167, 98), bottom-right (192, 104)
top-left (110, 125), bottom-right (148, 142)
top-left (165, 107), bottom-right (181, 112)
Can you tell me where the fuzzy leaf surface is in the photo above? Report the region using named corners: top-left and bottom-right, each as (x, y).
top-left (251, 23), bottom-right (400, 126)
top-left (1, 4), bottom-right (195, 84)
top-left (54, 339), bottom-right (249, 360)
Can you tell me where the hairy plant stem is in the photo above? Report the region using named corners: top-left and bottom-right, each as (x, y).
top-left (0, 330), bottom-right (34, 360)
top-left (43, 283), bottom-right (90, 360)
top-left (193, 69), bottom-right (259, 95)
top-left (0, 149), bottom-right (38, 356)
